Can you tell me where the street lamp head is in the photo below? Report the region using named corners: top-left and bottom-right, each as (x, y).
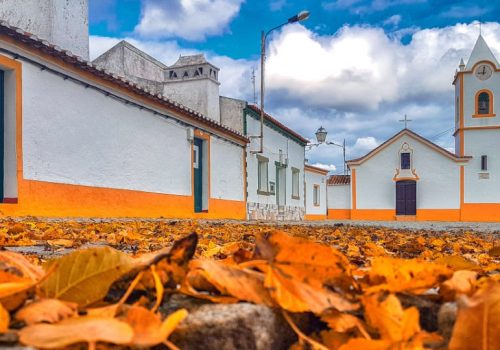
top-left (288, 10), bottom-right (310, 24)
top-left (315, 126), bottom-right (327, 143)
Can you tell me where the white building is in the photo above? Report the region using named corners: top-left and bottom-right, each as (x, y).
top-left (304, 164), bottom-right (328, 220)
top-left (244, 105), bottom-right (307, 220)
top-left (0, 3), bottom-right (247, 219)
top-left (327, 34), bottom-right (500, 222)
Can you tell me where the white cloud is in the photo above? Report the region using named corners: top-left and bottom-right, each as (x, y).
top-left (270, 0), bottom-right (286, 11)
top-left (134, 0), bottom-right (244, 41)
top-left (309, 163), bottom-right (337, 173)
top-left (383, 14), bottom-right (402, 27)
top-left (89, 21), bottom-right (500, 169)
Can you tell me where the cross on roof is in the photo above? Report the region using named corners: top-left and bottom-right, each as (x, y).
top-left (399, 114), bottom-right (412, 129)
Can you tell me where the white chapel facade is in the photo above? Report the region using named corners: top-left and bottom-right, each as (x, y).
top-left (327, 34), bottom-right (500, 222)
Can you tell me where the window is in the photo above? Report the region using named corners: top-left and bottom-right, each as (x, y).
top-left (478, 92), bottom-right (490, 115)
top-left (401, 153), bottom-right (411, 169)
top-left (292, 168), bottom-right (300, 199)
top-left (257, 156), bottom-right (269, 194)
top-left (313, 185), bottom-right (320, 206)
top-left (481, 155), bottom-right (488, 171)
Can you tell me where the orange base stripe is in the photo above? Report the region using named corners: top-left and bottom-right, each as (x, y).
top-left (304, 214), bottom-right (327, 221)
top-left (416, 209), bottom-right (460, 221)
top-left (327, 209), bottom-right (351, 220)
top-left (461, 203), bottom-right (500, 222)
top-left (0, 180), bottom-right (245, 219)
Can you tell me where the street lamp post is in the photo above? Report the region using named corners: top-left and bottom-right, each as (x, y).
top-left (307, 126), bottom-right (347, 174)
top-left (253, 10), bottom-right (310, 154)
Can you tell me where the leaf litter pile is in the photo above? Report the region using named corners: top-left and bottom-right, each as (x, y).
top-left (0, 219), bottom-right (499, 350)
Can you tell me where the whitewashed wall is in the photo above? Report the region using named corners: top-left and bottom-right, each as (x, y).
top-left (246, 115), bottom-right (305, 208)
top-left (353, 134), bottom-right (461, 210)
top-left (17, 53), bottom-right (244, 203)
top-left (463, 129), bottom-right (500, 203)
top-left (305, 170), bottom-right (327, 215)
top-left (210, 137), bottom-right (244, 201)
top-left (327, 185), bottom-right (350, 209)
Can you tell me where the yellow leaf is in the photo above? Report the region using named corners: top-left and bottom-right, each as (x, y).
top-left (41, 246), bottom-right (134, 306)
top-left (19, 316), bottom-right (134, 348)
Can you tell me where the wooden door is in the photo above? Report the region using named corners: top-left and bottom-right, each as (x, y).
top-left (193, 138), bottom-right (203, 213)
top-left (396, 180), bottom-right (416, 215)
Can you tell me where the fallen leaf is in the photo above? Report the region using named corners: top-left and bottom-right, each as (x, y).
top-left (0, 251), bottom-right (44, 281)
top-left (15, 299), bottom-right (77, 325)
top-left (187, 259), bottom-right (275, 306)
top-left (124, 306), bottom-right (187, 347)
top-left (47, 239), bottom-right (75, 248)
top-left (449, 282), bottom-right (500, 350)
top-left (0, 303), bottom-right (9, 333)
top-left (440, 270), bottom-right (478, 300)
top-left (41, 246), bottom-right (134, 306)
top-left (19, 316), bottom-right (134, 349)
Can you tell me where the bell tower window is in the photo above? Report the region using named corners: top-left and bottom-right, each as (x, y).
top-left (474, 90), bottom-right (495, 117)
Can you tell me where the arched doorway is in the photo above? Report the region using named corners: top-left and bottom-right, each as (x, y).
top-left (396, 180), bottom-right (416, 215)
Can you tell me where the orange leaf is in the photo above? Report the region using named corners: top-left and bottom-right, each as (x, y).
top-left (449, 282), bottom-right (500, 350)
top-left (338, 338), bottom-right (397, 350)
top-left (124, 306), bottom-right (187, 347)
top-left (187, 259), bottom-right (274, 306)
top-left (366, 257), bottom-right (452, 294)
top-left (362, 293), bottom-right (421, 342)
top-left (47, 239), bottom-right (75, 248)
top-left (0, 303), bottom-right (9, 333)
top-left (265, 265), bottom-right (357, 314)
top-left (440, 270), bottom-right (478, 300)
top-left (15, 299), bottom-right (77, 325)
top-left (0, 251), bottom-right (44, 281)
top-left (19, 316), bottom-right (134, 348)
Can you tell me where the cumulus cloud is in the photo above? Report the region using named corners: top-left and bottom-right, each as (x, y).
top-left (309, 163), bottom-right (337, 173)
top-left (134, 0), bottom-right (244, 41)
top-left (89, 21), bottom-right (500, 171)
top-left (383, 14), bottom-right (402, 27)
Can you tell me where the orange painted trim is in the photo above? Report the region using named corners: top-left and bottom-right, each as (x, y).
top-left (0, 34), bottom-right (247, 147)
top-left (0, 179), bottom-right (246, 219)
top-left (351, 209), bottom-right (394, 221)
top-left (327, 209), bottom-right (351, 220)
top-left (472, 89), bottom-right (495, 118)
top-left (416, 209), bottom-right (461, 221)
top-left (351, 169), bottom-right (357, 210)
top-left (305, 214), bottom-right (327, 221)
top-left (460, 203), bottom-right (500, 222)
top-left (459, 75), bottom-right (464, 157)
top-left (304, 164), bottom-right (329, 175)
top-left (469, 60), bottom-right (500, 73)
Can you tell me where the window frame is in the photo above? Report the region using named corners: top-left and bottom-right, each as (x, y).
top-left (291, 167), bottom-right (300, 200)
top-left (481, 155), bottom-right (488, 171)
top-left (257, 155), bottom-right (269, 195)
top-left (313, 184), bottom-right (320, 206)
top-left (473, 89), bottom-right (496, 118)
top-left (401, 152), bottom-right (411, 170)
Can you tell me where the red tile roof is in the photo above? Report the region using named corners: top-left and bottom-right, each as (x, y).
top-left (327, 175), bottom-right (350, 185)
top-left (0, 21), bottom-right (248, 145)
top-left (246, 104), bottom-right (309, 144)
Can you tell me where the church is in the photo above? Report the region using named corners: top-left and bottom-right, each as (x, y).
top-left (327, 34), bottom-right (500, 222)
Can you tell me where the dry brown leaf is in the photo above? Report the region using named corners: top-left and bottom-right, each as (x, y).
top-left (440, 270), bottom-right (478, 300)
top-left (124, 306), bottom-right (187, 347)
top-left (338, 338), bottom-right (400, 350)
top-left (435, 255), bottom-right (481, 271)
top-left (47, 239), bottom-right (75, 248)
top-left (41, 246), bottom-right (134, 306)
top-left (15, 299), bottom-right (77, 325)
top-left (265, 265), bottom-right (357, 314)
top-left (449, 282), bottom-right (500, 350)
top-left (365, 257), bottom-right (452, 294)
top-left (0, 270), bottom-right (36, 311)
top-left (0, 251), bottom-right (44, 281)
top-left (0, 303), bottom-right (9, 333)
top-left (363, 293), bottom-right (421, 342)
top-left (19, 316), bottom-right (134, 348)
top-left (187, 259), bottom-right (275, 306)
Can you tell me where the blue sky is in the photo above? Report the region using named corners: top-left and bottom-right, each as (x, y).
top-left (89, 0), bottom-right (500, 172)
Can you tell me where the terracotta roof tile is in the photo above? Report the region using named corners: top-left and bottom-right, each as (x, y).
top-left (0, 22), bottom-right (247, 144)
top-left (327, 175), bottom-right (350, 185)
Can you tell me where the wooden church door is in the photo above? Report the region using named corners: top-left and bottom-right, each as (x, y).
top-left (396, 180), bottom-right (416, 215)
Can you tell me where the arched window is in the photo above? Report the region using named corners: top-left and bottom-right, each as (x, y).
top-left (478, 92), bottom-right (490, 114)
top-left (474, 90), bottom-right (495, 117)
